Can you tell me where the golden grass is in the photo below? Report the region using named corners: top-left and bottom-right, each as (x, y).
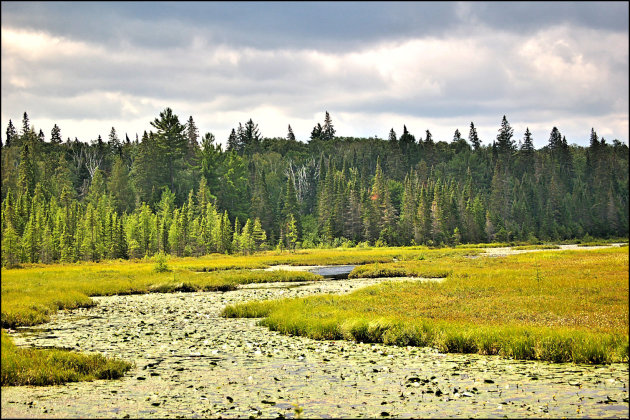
top-left (223, 247), bottom-right (629, 363)
top-left (1, 331), bottom-right (132, 386)
top-left (1, 247), bottom-right (477, 329)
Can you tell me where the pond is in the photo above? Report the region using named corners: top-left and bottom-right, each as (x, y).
top-left (2, 274), bottom-right (628, 418)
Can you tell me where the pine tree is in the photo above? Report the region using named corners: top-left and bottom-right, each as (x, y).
top-left (18, 143), bottom-right (37, 196)
top-left (240, 218), bottom-right (255, 254)
top-left (468, 122), bottom-right (480, 150)
top-left (2, 220), bottom-right (21, 267)
top-left (50, 124), bottom-right (62, 145)
top-left (226, 128), bottom-right (238, 152)
top-left (388, 128), bottom-right (397, 143)
top-left (287, 125), bottom-right (296, 142)
top-left (310, 123), bottom-right (323, 141)
top-left (5, 120), bottom-right (17, 147)
top-left (108, 156), bottom-right (134, 214)
top-left (548, 126), bottom-right (563, 151)
top-left (21, 112), bottom-right (30, 137)
top-left (518, 127), bottom-right (535, 174)
top-left (150, 107), bottom-right (187, 194)
top-left (399, 173), bottom-right (416, 244)
top-left (424, 130), bottom-right (434, 145)
top-left (252, 217), bottom-right (267, 251)
top-left (231, 216), bottom-right (241, 253)
top-left (322, 111), bottom-right (336, 141)
top-left (286, 213), bottom-right (298, 251)
top-left (241, 119), bottom-right (262, 153)
top-left (282, 176), bottom-right (300, 235)
top-left (108, 127), bottom-right (121, 154)
top-left (496, 115), bottom-right (515, 156)
top-left (186, 116), bottom-right (200, 157)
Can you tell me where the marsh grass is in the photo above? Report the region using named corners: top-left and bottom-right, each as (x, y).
top-left (1, 247), bottom-right (471, 329)
top-left (223, 247), bottom-right (629, 363)
top-left (1, 267), bottom-right (321, 328)
top-left (1, 331), bottom-right (132, 386)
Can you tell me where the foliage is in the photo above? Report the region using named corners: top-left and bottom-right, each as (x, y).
top-left (1, 111), bottom-right (628, 267)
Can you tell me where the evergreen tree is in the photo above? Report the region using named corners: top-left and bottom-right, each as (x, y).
top-left (150, 107), bottom-right (188, 195)
top-left (51, 124), bottom-right (62, 145)
top-left (310, 123), bottom-right (323, 141)
top-left (468, 122), bottom-right (480, 150)
top-left (518, 127), bottom-right (535, 174)
top-left (496, 115), bottom-right (515, 156)
top-left (108, 126), bottom-right (121, 153)
top-left (388, 128), bottom-right (397, 143)
top-left (5, 120), bottom-right (17, 148)
top-left (226, 128), bottom-right (238, 152)
top-left (453, 129), bottom-right (462, 142)
top-left (2, 220), bottom-right (21, 267)
top-left (287, 125), bottom-right (296, 142)
top-left (252, 217), bottom-right (267, 250)
top-left (186, 116), bottom-right (200, 156)
top-left (286, 213), bottom-right (298, 251)
top-left (321, 111), bottom-right (336, 141)
top-left (108, 156), bottom-right (134, 214)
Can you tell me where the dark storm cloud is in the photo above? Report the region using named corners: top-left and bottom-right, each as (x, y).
top-left (3, 2), bottom-right (626, 51)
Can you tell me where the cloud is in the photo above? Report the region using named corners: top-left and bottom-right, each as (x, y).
top-left (1, 2), bottom-right (627, 147)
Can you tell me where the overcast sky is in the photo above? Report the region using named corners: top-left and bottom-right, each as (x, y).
top-left (2, 2), bottom-right (628, 148)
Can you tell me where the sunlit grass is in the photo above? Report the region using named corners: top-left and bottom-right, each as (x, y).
top-left (1, 267), bottom-right (321, 328)
top-left (1, 247), bottom-right (476, 328)
top-left (223, 247), bottom-right (629, 363)
top-left (1, 331), bottom-right (132, 386)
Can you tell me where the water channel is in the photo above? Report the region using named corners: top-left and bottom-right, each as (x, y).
top-left (2, 263), bottom-right (629, 418)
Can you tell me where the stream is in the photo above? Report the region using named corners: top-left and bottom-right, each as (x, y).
top-left (2, 264), bottom-right (629, 418)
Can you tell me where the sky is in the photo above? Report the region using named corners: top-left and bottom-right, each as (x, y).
top-left (1, 1), bottom-right (628, 149)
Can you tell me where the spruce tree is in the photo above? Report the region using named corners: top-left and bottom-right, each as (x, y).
top-left (50, 124), bottom-right (62, 145)
top-left (5, 120), bottom-right (17, 148)
top-left (322, 111), bottom-right (335, 141)
top-left (388, 128), bottom-right (397, 143)
top-left (150, 107), bottom-right (187, 194)
top-left (468, 122), bottom-right (480, 150)
top-left (496, 115), bottom-right (515, 156)
top-left (286, 213), bottom-right (298, 251)
top-left (287, 125), bottom-right (296, 142)
top-left (226, 128), bottom-right (238, 152)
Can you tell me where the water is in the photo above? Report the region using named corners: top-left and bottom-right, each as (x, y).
top-left (308, 265), bottom-right (355, 279)
top-left (2, 276), bottom-right (628, 418)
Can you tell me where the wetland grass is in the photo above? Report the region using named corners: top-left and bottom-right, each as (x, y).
top-left (1, 331), bottom-right (132, 386)
top-left (1, 246), bottom-right (475, 329)
top-left (223, 247), bottom-right (629, 364)
top-left (1, 267), bottom-right (321, 328)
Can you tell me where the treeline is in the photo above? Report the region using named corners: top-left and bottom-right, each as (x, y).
top-left (1, 109), bottom-right (628, 266)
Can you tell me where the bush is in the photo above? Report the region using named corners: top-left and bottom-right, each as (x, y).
top-left (153, 252), bottom-right (170, 273)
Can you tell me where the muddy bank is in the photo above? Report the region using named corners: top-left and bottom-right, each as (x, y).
top-left (2, 276), bottom-right (628, 418)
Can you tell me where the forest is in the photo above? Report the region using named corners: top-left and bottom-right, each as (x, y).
top-left (1, 109), bottom-right (628, 267)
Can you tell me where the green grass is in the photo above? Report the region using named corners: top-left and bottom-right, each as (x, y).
top-left (1, 331), bottom-right (132, 386)
top-left (2, 247), bottom-right (471, 329)
top-left (222, 247), bottom-right (629, 364)
top-left (1, 268), bottom-right (321, 329)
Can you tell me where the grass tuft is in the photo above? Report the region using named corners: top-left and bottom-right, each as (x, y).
top-left (1, 331), bottom-right (132, 386)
